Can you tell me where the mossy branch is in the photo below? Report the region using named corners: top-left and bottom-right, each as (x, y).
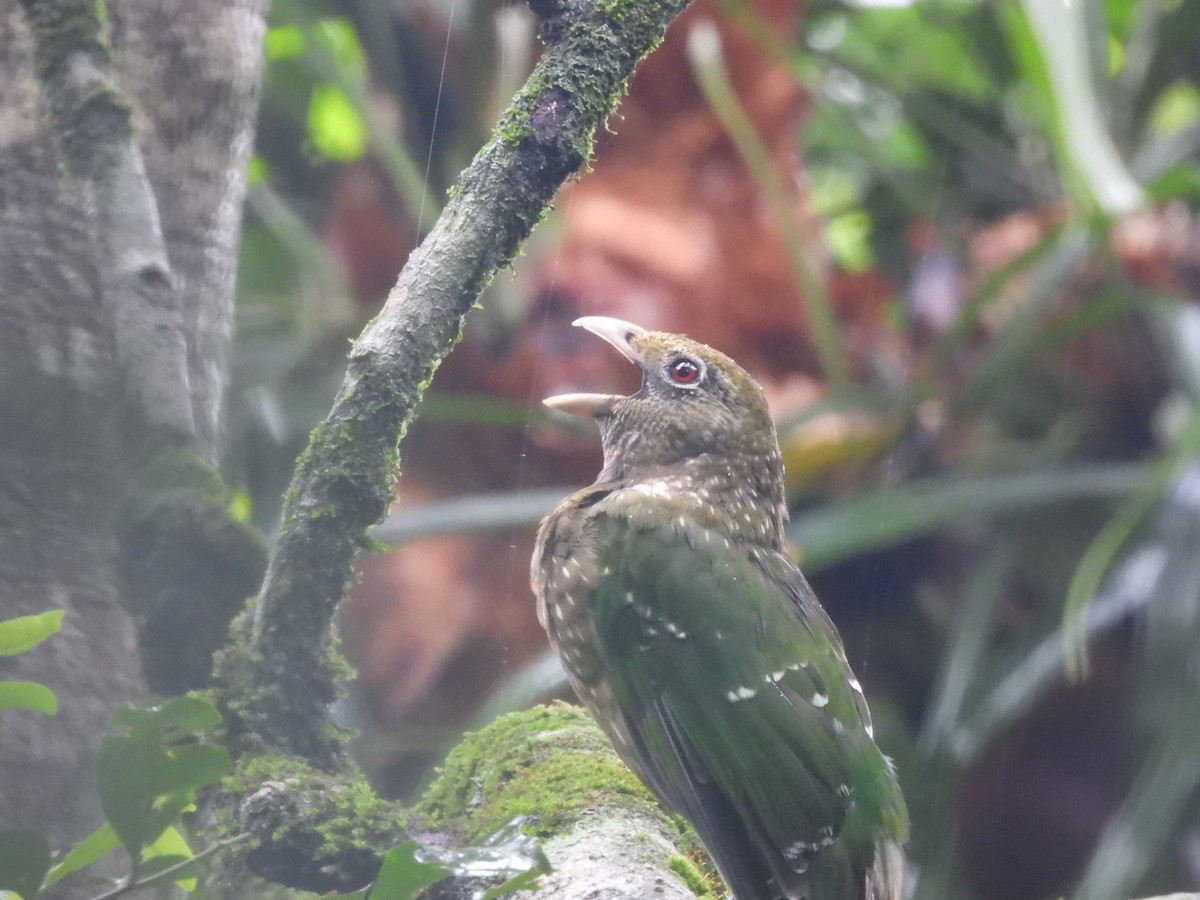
top-left (216, 706), bottom-right (714, 897)
top-left (214, 0), bottom-right (692, 767)
top-left (223, 755), bottom-right (409, 894)
top-left (415, 704), bottom-right (713, 899)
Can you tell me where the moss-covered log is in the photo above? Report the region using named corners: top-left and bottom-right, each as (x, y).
top-left (222, 754), bottom-right (409, 894)
top-left (413, 704), bottom-right (719, 899)
top-left (213, 705), bottom-right (720, 898)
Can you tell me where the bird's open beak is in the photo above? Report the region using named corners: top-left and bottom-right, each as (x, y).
top-left (542, 317), bottom-right (647, 418)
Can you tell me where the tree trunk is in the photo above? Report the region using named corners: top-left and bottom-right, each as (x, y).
top-left (0, 0), bottom-right (265, 859)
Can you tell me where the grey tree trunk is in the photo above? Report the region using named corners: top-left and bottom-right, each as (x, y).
top-left (0, 0), bottom-right (265, 859)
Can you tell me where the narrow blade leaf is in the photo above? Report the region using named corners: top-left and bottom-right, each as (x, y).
top-left (44, 825), bottom-right (121, 888)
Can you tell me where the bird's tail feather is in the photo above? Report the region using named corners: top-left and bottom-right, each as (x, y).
top-left (864, 839), bottom-right (907, 900)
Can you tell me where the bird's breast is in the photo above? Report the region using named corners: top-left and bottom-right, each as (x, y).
top-left (533, 506), bottom-right (604, 684)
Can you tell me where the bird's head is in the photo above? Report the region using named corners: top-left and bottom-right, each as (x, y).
top-left (545, 318), bottom-right (783, 499)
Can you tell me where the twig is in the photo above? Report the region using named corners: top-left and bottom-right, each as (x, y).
top-left (91, 833), bottom-right (253, 900)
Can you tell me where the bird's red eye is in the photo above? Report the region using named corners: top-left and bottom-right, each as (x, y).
top-left (668, 357), bottom-right (702, 385)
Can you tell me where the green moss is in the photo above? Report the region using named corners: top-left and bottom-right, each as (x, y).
top-left (496, 112), bottom-right (533, 149)
top-left (213, 350), bottom-right (428, 763)
top-left (416, 704), bottom-right (725, 896)
top-left (493, 70), bottom-right (546, 149)
top-left (488, 0), bottom-right (669, 163)
top-left (211, 603), bottom-right (350, 768)
top-left (416, 703), bottom-right (667, 841)
top-left (600, 0), bottom-right (642, 20)
top-left (210, 610), bottom-right (273, 755)
top-left (235, 754), bottom-right (402, 843)
top-left (222, 753), bottom-right (407, 891)
top-left (667, 852), bottom-right (721, 899)
top-left (19, 0), bottom-right (137, 181)
top-left (136, 447), bottom-right (231, 507)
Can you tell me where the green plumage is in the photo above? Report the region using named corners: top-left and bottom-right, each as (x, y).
top-left (533, 318), bottom-right (907, 900)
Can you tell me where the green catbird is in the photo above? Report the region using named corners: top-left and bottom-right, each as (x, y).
top-left (532, 317), bottom-right (908, 900)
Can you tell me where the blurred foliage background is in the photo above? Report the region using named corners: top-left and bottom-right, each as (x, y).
top-left (228, 0), bottom-right (1200, 898)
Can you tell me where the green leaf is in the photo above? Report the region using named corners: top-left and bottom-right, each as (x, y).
top-left (157, 744), bottom-right (232, 796)
top-left (137, 794), bottom-right (196, 866)
top-left (140, 827), bottom-right (201, 892)
top-left (1149, 80), bottom-right (1200, 136)
top-left (1061, 407), bottom-right (1200, 677)
top-left (98, 700), bottom-right (230, 861)
top-left (790, 464), bottom-right (1145, 571)
top-left (0, 827), bottom-right (51, 899)
top-left (367, 843), bottom-right (448, 900)
top-left (834, 5), bottom-right (994, 102)
top-left (97, 738), bottom-right (228, 857)
top-left (245, 154), bottom-right (268, 189)
top-left (110, 696), bottom-right (222, 741)
top-left (0, 611), bottom-right (64, 656)
top-left (227, 489), bottom-right (253, 524)
top-left (264, 24), bottom-right (305, 62)
top-left (823, 210), bottom-right (874, 272)
top-left (43, 825), bottom-right (121, 888)
top-left (97, 736), bottom-right (166, 858)
top-left (313, 17), bottom-right (367, 80)
top-left (145, 825), bottom-right (192, 860)
top-left (307, 85), bottom-right (367, 162)
top-left (918, 545), bottom-right (1012, 754)
top-left (1015, 0), bottom-right (1143, 214)
top-left (1073, 473), bottom-right (1200, 900)
top-left (374, 487), bottom-right (566, 546)
top-left (0, 682), bottom-right (57, 715)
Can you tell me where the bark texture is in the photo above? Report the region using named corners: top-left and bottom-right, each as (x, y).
top-left (111, 0), bottom-right (268, 460)
top-left (0, 0), bottom-right (265, 863)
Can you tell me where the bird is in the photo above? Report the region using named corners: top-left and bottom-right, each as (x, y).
top-left (531, 317), bottom-right (908, 900)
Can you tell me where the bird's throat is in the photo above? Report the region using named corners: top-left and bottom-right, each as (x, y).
top-left (604, 451), bottom-right (788, 550)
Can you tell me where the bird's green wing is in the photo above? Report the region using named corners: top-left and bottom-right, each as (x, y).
top-left (588, 508), bottom-right (906, 899)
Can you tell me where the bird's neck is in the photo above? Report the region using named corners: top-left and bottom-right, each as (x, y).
top-left (601, 448), bottom-right (788, 549)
